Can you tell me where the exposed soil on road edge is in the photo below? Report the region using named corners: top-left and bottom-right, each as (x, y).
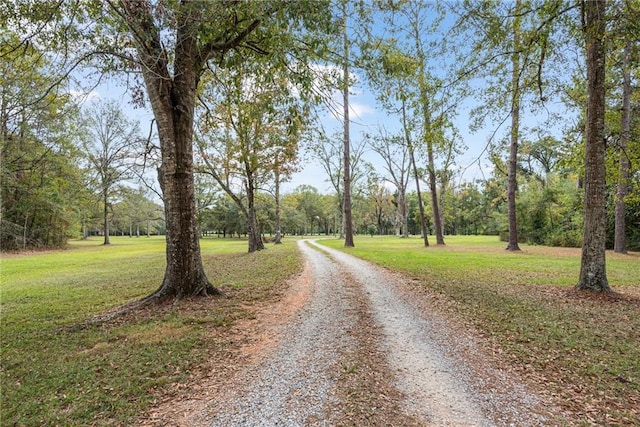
top-left (134, 261), bottom-right (314, 426)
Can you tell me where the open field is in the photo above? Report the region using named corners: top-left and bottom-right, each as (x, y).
top-left (0, 236), bottom-right (301, 426)
top-left (2, 235), bottom-right (639, 425)
top-left (320, 235), bottom-right (640, 425)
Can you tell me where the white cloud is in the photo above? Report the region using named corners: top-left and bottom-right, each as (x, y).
top-left (349, 102), bottom-right (374, 120)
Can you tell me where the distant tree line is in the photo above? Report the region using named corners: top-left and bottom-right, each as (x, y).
top-left (2, 0), bottom-right (637, 295)
top-left (0, 42), bottom-right (164, 250)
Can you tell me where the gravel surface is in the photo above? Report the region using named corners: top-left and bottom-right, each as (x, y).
top-left (204, 240), bottom-right (360, 426)
top-left (196, 239), bottom-right (558, 426)
top-left (309, 240), bottom-right (552, 426)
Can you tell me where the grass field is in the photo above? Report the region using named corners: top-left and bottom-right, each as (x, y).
top-left (2, 235), bottom-right (639, 425)
top-left (0, 236), bottom-right (301, 426)
top-left (319, 235), bottom-right (640, 425)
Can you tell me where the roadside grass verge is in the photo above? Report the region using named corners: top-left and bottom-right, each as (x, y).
top-left (0, 236), bottom-right (301, 426)
top-left (319, 235), bottom-right (640, 425)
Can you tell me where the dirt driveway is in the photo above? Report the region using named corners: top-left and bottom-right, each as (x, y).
top-left (138, 239), bottom-right (563, 426)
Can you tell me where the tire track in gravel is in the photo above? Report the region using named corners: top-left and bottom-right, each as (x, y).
top-left (197, 239), bottom-right (553, 426)
top-left (308, 239), bottom-right (554, 427)
top-left (203, 239), bottom-right (362, 426)
top-left (307, 240), bottom-right (491, 426)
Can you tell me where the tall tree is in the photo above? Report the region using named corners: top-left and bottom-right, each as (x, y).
top-left (576, 0), bottom-right (611, 292)
top-left (369, 129), bottom-right (411, 238)
top-left (5, 0), bottom-right (333, 299)
top-left (360, 34), bottom-right (430, 245)
top-left (82, 100), bottom-right (139, 245)
top-left (404, 97), bottom-right (430, 246)
top-left (506, 0), bottom-right (523, 251)
top-left (342, 4), bottom-right (355, 248)
top-left (363, 1), bottom-right (459, 245)
top-left (458, 0), bottom-right (567, 249)
top-left (410, 3), bottom-right (445, 246)
top-left (614, 38), bottom-right (632, 254)
top-left (110, 1), bottom-right (263, 297)
top-left (197, 63), bottom-right (306, 253)
top-left (113, 1), bottom-right (333, 296)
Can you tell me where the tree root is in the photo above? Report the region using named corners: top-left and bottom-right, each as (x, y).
top-left (59, 284), bottom-right (224, 332)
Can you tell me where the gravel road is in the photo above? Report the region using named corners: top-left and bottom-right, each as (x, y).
top-left (199, 239), bottom-right (557, 426)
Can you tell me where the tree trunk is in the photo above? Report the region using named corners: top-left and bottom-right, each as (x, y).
top-left (438, 180), bottom-right (446, 237)
top-left (103, 190), bottom-right (110, 245)
top-left (342, 10), bottom-right (354, 248)
top-left (82, 215), bottom-right (87, 240)
top-left (413, 22), bottom-right (443, 246)
top-left (427, 145), bottom-right (444, 245)
top-left (338, 195), bottom-right (345, 239)
top-left (398, 189), bottom-right (409, 238)
top-left (129, 5), bottom-right (218, 299)
top-left (614, 38), bottom-right (631, 254)
top-left (246, 175), bottom-right (265, 252)
top-left (403, 99), bottom-right (429, 247)
top-left (274, 165), bottom-right (283, 244)
top-left (577, 0), bottom-right (611, 292)
top-left (506, 0), bottom-right (522, 251)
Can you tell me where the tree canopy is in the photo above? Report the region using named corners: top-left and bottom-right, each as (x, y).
top-left (2, 0), bottom-right (638, 295)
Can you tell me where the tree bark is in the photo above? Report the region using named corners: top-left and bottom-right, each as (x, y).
top-left (103, 189), bottom-right (110, 245)
top-left (577, 0), bottom-right (611, 292)
top-left (274, 162), bottom-right (283, 244)
top-left (342, 10), bottom-right (355, 248)
top-left (426, 144), bottom-right (444, 245)
top-left (403, 99), bottom-right (429, 247)
top-left (246, 174), bottom-right (265, 252)
top-left (398, 189), bottom-right (409, 238)
top-left (614, 38), bottom-right (631, 254)
top-left (438, 178), bottom-right (447, 237)
top-left (506, 0), bottom-right (522, 251)
top-left (120, 1), bottom-right (218, 299)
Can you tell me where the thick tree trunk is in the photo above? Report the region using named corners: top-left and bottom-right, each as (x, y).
top-left (129, 6), bottom-right (218, 299)
top-left (342, 11), bottom-right (354, 248)
top-left (506, 0), bottom-right (521, 252)
top-left (614, 39), bottom-right (631, 254)
top-left (156, 139), bottom-right (217, 298)
top-left (577, 0), bottom-right (611, 292)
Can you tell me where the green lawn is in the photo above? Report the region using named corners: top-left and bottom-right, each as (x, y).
top-left (2, 235), bottom-right (638, 425)
top-left (0, 236), bottom-right (301, 426)
top-left (319, 235), bottom-right (640, 425)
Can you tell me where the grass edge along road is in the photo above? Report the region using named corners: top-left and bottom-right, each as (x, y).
top-left (0, 236), bottom-right (302, 426)
top-left (319, 235), bottom-right (640, 426)
top-left (2, 235), bottom-right (639, 425)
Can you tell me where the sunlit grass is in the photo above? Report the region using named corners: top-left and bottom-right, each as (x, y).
top-left (319, 235), bottom-right (640, 424)
top-left (319, 234), bottom-right (638, 288)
